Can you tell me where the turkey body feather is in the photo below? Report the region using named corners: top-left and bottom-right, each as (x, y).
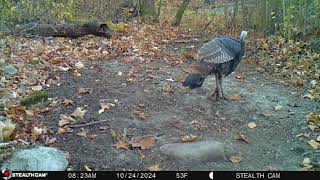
top-left (183, 31), bottom-right (248, 100)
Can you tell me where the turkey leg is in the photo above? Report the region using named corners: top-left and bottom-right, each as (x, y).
top-left (217, 73), bottom-right (228, 100)
top-left (211, 73), bottom-right (220, 100)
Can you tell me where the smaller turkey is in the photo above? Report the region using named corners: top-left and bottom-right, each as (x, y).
top-left (182, 31), bottom-right (248, 100)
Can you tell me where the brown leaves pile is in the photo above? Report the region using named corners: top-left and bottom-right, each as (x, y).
top-left (306, 111), bottom-right (320, 150)
top-left (254, 36), bottom-right (320, 92)
top-left (0, 19), bottom-right (195, 145)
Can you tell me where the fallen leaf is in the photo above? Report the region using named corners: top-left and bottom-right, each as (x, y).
top-left (234, 133), bottom-right (249, 143)
top-left (47, 137), bottom-right (57, 144)
top-left (59, 115), bottom-right (75, 126)
top-left (184, 50), bottom-right (196, 59)
top-left (262, 42), bottom-right (269, 50)
top-left (248, 88), bottom-right (256, 93)
top-left (308, 139), bottom-right (320, 149)
top-left (84, 165), bottom-right (92, 171)
top-left (31, 127), bottom-right (43, 140)
top-left (308, 112), bottom-right (320, 126)
top-left (181, 134), bottom-right (200, 142)
top-left (162, 83), bottom-right (175, 93)
top-left (62, 99), bottom-right (74, 106)
top-left (308, 125), bottom-right (317, 131)
top-left (229, 155), bottom-right (241, 163)
top-left (99, 126), bottom-right (107, 130)
top-left (75, 62), bottom-right (85, 69)
top-left (99, 102), bottom-right (116, 114)
top-left (147, 164), bottom-right (161, 171)
top-left (31, 85), bottom-right (43, 91)
top-left (131, 136), bottom-right (155, 150)
top-left (248, 122), bottom-right (257, 129)
top-left (230, 95), bottom-right (241, 101)
top-left (59, 66), bottom-right (70, 72)
top-left (110, 129), bottom-right (117, 140)
top-left (2, 122), bottom-right (17, 141)
top-left (169, 31), bottom-right (177, 37)
top-left (77, 131), bottom-right (87, 137)
top-left (58, 127), bottom-right (68, 134)
top-left (26, 109), bottom-right (35, 117)
top-left (132, 110), bottom-right (149, 121)
top-left (115, 140), bottom-right (131, 150)
top-left (301, 165), bottom-right (313, 171)
top-left (88, 134), bottom-right (97, 139)
top-left (78, 88), bottom-right (93, 94)
top-left (236, 72), bottom-right (246, 82)
top-left (262, 112), bottom-right (272, 117)
top-left (302, 158), bottom-right (311, 167)
top-left (73, 70), bottom-right (82, 77)
top-left (274, 105), bottom-right (283, 111)
top-left (189, 120), bottom-right (199, 125)
top-left (71, 107), bottom-right (86, 119)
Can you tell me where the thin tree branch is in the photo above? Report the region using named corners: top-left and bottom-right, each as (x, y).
top-left (69, 119), bottom-right (109, 128)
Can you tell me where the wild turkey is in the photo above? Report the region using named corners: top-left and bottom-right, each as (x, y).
top-left (182, 31), bottom-right (248, 100)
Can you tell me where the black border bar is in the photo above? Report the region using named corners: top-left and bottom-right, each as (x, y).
top-left (3, 171), bottom-right (320, 180)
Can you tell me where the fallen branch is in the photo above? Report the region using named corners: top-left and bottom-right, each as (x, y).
top-left (173, 39), bottom-right (200, 43)
top-left (0, 21), bottom-right (14, 34)
top-left (69, 119), bottom-right (109, 128)
top-left (17, 22), bottom-right (39, 35)
top-left (11, 20), bottom-right (112, 38)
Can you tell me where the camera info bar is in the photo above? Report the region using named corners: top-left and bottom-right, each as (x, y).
top-left (1, 170), bottom-right (319, 180)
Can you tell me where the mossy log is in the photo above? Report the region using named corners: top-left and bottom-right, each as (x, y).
top-left (12, 20), bottom-right (112, 38)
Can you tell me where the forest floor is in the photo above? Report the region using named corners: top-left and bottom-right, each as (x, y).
top-left (1, 21), bottom-right (319, 171)
top-left (43, 52), bottom-right (318, 171)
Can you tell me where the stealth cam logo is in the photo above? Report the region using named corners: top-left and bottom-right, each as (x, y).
top-left (1, 169), bottom-right (11, 180)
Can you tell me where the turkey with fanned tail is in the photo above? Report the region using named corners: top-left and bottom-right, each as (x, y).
top-left (182, 31), bottom-right (248, 100)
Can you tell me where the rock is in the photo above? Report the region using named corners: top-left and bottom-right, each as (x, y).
top-left (4, 65), bottom-right (18, 76)
top-left (160, 140), bottom-right (227, 163)
top-left (0, 146), bottom-right (68, 171)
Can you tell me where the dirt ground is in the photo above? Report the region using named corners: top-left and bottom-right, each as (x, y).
top-left (35, 43), bottom-right (319, 171)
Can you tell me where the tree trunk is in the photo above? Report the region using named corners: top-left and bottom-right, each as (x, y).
top-left (138, 0), bottom-right (157, 21)
top-left (231, 0), bottom-right (239, 27)
top-left (155, 0), bottom-right (163, 23)
top-left (172, 0), bottom-right (191, 26)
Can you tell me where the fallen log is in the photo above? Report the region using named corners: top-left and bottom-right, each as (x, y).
top-left (12, 20), bottom-right (112, 38)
